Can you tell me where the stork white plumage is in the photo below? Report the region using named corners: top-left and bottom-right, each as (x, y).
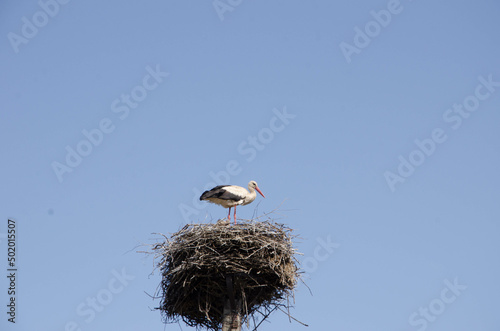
top-left (199, 181), bottom-right (265, 224)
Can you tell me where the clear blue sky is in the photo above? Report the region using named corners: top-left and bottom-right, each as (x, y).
top-left (1, 1), bottom-right (500, 330)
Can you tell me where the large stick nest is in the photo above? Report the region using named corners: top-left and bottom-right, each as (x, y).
top-left (152, 219), bottom-right (300, 330)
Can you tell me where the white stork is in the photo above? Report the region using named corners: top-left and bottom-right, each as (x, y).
top-left (199, 181), bottom-right (265, 224)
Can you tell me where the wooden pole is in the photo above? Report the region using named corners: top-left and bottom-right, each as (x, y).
top-left (222, 298), bottom-right (241, 331)
top-left (222, 274), bottom-right (241, 331)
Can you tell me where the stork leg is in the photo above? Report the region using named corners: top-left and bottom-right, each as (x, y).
top-left (227, 207), bottom-right (231, 221)
top-left (234, 206), bottom-right (237, 225)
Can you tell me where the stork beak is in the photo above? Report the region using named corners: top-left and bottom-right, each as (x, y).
top-left (255, 186), bottom-right (265, 198)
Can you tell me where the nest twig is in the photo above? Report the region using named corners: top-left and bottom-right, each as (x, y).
top-left (151, 219), bottom-right (301, 330)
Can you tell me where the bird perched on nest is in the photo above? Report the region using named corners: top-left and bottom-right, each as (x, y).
top-left (200, 181), bottom-right (265, 224)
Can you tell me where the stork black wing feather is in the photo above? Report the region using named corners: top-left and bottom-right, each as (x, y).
top-left (200, 186), bottom-right (243, 201)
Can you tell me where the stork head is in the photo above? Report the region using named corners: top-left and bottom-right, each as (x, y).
top-left (249, 180), bottom-right (265, 198)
